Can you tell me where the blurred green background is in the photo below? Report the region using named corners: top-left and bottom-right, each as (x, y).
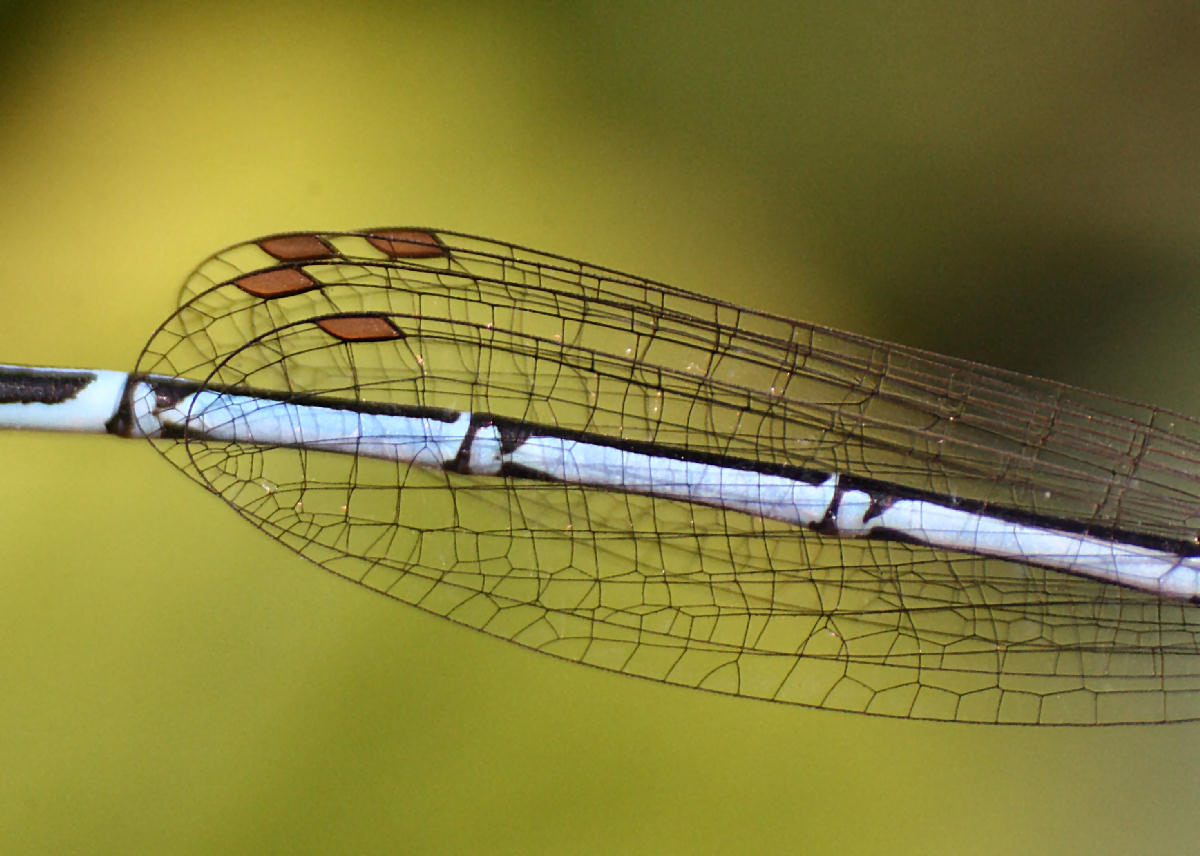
top-left (0, 1), bottom-right (1198, 853)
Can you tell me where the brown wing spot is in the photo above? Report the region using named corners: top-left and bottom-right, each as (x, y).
top-left (257, 234), bottom-right (337, 260)
top-left (317, 315), bottom-right (405, 342)
top-left (235, 267), bottom-right (320, 298)
top-left (366, 229), bottom-right (447, 258)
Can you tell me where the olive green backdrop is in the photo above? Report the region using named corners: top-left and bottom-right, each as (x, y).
top-left (1, 2), bottom-right (1198, 854)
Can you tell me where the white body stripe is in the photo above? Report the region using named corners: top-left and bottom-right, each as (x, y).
top-left (3, 364), bottom-right (1198, 601)
top-left (136, 386), bottom-right (475, 469)
top-left (0, 367), bottom-right (126, 432)
top-left (508, 435), bottom-right (1200, 600)
top-left (505, 434), bottom-right (840, 526)
top-left (138, 386), bottom-right (1200, 602)
top-left (837, 490), bottom-right (1200, 600)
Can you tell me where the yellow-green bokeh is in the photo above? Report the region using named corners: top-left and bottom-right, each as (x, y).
top-left (1, 2), bottom-right (1198, 854)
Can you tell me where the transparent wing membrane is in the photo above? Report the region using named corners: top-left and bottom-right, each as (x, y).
top-left (128, 228), bottom-right (1200, 725)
